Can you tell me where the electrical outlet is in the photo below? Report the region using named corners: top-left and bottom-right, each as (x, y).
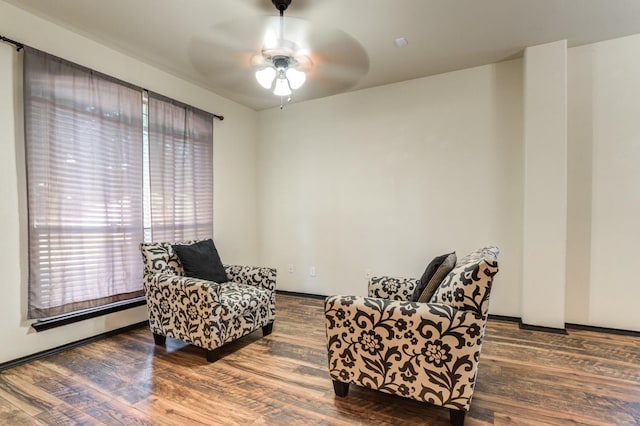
top-left (309, 266), bottom-right (316, 277)
top-left (287, 264), bottom-right (294, 273)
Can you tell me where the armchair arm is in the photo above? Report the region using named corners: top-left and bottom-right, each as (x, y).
top-left (224, 265), bottom-right (277, 293)
top-left (144, 273), bottom-right (224, 350)
top-left (325, 295), bottom-right (486, 411)
top-left (368, 276), bottom-right (419, 301)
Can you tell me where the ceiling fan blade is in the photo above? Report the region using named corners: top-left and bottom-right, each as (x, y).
top-left (310, 63), bottom-right (368, 85)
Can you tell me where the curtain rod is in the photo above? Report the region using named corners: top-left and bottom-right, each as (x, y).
top-left (0, 35), bottom-right (24, 51)
top-left (0, 34), bottom-right (224, 121)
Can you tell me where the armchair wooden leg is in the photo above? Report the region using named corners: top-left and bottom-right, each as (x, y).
top-left (262, 322), bottom-right (274, 336)
top-left (449, 409), bottom-right (466, 426)
top-left (152, 333), bottom-right (166, 346)
top-left (332, 380), bottom-right (349, 397)
top-left (206, 348), bottom-right (220, 363)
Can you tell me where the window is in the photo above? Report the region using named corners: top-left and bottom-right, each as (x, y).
top-left (23, 47), bottom-right (214, 320)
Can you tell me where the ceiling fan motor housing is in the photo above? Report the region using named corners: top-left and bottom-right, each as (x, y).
top-left (273, 56), bottom-right (291, 69)
top-left (272, 0), bottom-right (292, 13)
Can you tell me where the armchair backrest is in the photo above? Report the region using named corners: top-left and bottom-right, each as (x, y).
top-left (139, 240), bottom-right (198, 276)
top-left (430, 246), bottom-right (499, 318)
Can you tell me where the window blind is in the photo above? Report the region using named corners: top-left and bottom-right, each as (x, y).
top-left (24, 47), bottom-right (144, 319)
top-left (147, 92), bottom-right (213, 242)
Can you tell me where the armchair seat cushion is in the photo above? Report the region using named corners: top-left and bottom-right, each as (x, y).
top-left (220, 282), bottom-right (273, 321)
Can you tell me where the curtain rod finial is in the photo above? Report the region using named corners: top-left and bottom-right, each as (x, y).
top-left (0, 35), bottom-right (24, 51)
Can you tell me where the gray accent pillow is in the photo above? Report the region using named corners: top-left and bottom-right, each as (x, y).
top-left (418, 252), bottom-right (457, 303)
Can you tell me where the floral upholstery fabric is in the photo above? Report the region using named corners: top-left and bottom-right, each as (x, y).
top-left (225, 265), bottom-right (277, 324)
top-left (430, 246), bottom-right (499, 318)
top-left (223, 302), bottom-right (273, 344)
top-left (140, 240), bottom-right (197, 276)
top-left (325, 246), bottom-right (499, 413)
top-left (144, 273), bottom-right (224, 350)
top-left (220, 282), bottom-right (273, 322)
top-left (368, 276), bottom-right (419, 301)
top-left (140, 241), bottom-right (276, 353)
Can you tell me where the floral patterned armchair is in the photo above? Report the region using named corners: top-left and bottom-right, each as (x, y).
top-left (140, 241), bottom-right (276, 362)
top-left (325, 247), bottom-right (499, 426)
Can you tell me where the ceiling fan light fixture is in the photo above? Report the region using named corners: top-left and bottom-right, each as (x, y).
top-left (273, 77), bottom-right (292, 96)
top-left (285, 67), bottom-right (305, 89)
top-left (256, 67), bottom-right (276, 89)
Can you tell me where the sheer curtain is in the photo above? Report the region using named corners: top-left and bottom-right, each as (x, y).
top-left (24, 47), bottom-right (144, 319)
top-left (147, 92), bottom-right (213, 242)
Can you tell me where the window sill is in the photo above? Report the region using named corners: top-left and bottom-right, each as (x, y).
top-left (31, 297), bottom-right (147, 332)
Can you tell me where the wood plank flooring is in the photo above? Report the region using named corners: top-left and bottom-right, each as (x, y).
top-left (0, 294), bottom-right (638, 425)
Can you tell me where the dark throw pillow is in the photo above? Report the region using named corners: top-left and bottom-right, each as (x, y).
top-left (411, 252), bottom-right (456, 302)
top-left (172, 239), bottom-right (228, 283)
top-left (418, 252), bottom-right (457, 303)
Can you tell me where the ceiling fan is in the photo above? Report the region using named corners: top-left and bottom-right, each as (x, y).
top-left (251, 0), bottom-right (311, 103)
top-left (187, 0), bottom-right (369, 110)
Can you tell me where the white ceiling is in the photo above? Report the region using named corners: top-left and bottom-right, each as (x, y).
top-left (6, 0), bottom-right (640, 110)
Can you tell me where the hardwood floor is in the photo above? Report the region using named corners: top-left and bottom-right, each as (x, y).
top-left (0, 294), bottom-right (638, 425)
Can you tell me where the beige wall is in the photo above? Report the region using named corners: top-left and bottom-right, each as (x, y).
top-left (567, 34), bottom-right (640, 331)
top-left (0, 1), bottom-right (258, 363)
top-left (257, 60), bottom-right (524, 317)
